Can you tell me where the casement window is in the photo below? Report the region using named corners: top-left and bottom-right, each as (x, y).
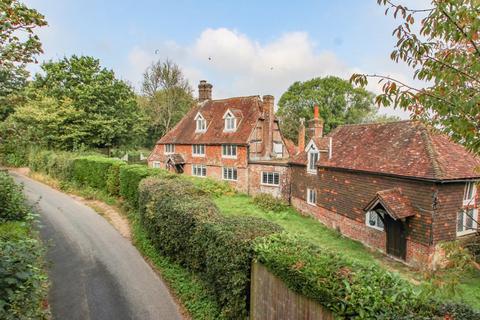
top-left (222, 144), bottom-right (237, 158)
top-left (222, 167), bottom-right (238, 181)
top-left (192, 164), bottom-right (207, 177)
top-left (262, 172), bottom-right (280, 186)
top-left (307, 151), bottom-right (319, 173)
top-left (195, 113), bottom-right (206, 132)
top-left (165, 144), bottom-right (175, 154)
top-left (366, 210), bottom-right (385, 231)
top-left (307, 188), bottom-right (317, 206)
top-left (458, 182), bottom-right (478, 236)
top-left (224, 111), bottom-right (236, 132)
top-left (152, 161), bottom-right (161, 169)
top-left (192, 144), bottom-right (206, 156)
top-left (273, 142), bottom-right (283, 157)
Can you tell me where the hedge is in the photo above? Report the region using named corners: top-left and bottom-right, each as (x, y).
top-left (0, 172), bottom-right (29, 222)
top-left (253, 233), bottom-right (480, 320)
top-left (138, 177), bottom-right (282, 319)
top-left (70, 156), bottom-right (125, 193)
top-left (28, 149), bottom-right (75, 181)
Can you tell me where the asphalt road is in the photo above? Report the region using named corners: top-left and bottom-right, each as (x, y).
top-left (11, 172), bottom-right (183, 320)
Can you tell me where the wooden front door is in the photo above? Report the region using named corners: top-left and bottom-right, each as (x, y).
top-left (385, 215), bottom-right (407, 260)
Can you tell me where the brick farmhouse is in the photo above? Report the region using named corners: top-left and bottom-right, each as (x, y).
top-left (149, 81), bottom-right (480, 267)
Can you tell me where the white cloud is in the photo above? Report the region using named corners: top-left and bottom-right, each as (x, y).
top-left (126, 27), bottom-right (416, 119)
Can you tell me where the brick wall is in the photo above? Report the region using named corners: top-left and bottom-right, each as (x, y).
top-left (247, 163), bottom-right (290, 200)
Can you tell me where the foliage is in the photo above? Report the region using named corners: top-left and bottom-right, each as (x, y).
top-left (0, 120), bottom-right (31, 167)
top-left (253, 193), bottom-right (289, 212)
top-left (139, 59), bottom-right (194, 148)
top-left (435, 302), bottom-right (480, 319)
top-left (183, 175), bottom-right (235, 198)
top-left (138, 177), bottom-right (281, 318)
top-left (28, 149), bottom-right (75, 181)
top-left (0, 172), bottom-right (29, 222)
top-left (22, 55), bottom-right (146, 150)
top-left (351, 0), bottom-right (480, 155)
top-left (277, 76), bottom-right (376, 143)
top-left (70, 156), bottom-right (125, 193)
top-left (119, 164), bottom-right (172, 208)
top-left (0, 64), bottom-right (28, 121)
top-left (254, 233), bottom-right (446, 319)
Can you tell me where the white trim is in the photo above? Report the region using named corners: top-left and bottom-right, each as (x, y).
top-left (307, 188), bottom-right (317, 206)
top-left (223, 109), bottom-right (237, 132)
top-left (305, 139), bottom-right (318, 153)
top-left (192, 144), bottom-right (206, 157)
top-left (221, 144), bottom-right (237, 159)
top-left (261, 172), bottom-right (280, 187)
top-left (192, 164), bottom-right (207, 177)
top-left (463, 182), bottom-right (477, 206)
top-left (222, 167), bottom-right (238, 181)
top-left (152, 161), bottom-right (161, 169)
top-left (365, 210), bottom-right (385, 231)
top-left (457, 208), bottom-right (478, 236)
top-left (164, 144), bottom-right (175, 154)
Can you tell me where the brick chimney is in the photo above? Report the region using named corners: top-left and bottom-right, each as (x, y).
top-left (307, 105), bottom-right (324, 139)
top-left (263, 95), bottom-right (275, 157)
top-left (198, 80), bottom-right (212, 102)
top-left (298, 118), bottom-right (306, 151)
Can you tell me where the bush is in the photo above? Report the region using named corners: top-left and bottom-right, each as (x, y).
top-left (138, 177), bottom-right (282, 319)
top-left (254, 233), bottom-right (441, 319)
top-left (70, 156), bottom-right (125, 193)
top-left (28, 149), bottom-right (75, 181)
top-left (253, 193), bottom-right (289, 212)
top-left (119, 165), bottom-right (172, 208)
top-left (183, 176), bottom-right (235, 198)
top-left (0, 172), bottom-right (29, 222)
top-left (434, 302), bottom-right (480, 320)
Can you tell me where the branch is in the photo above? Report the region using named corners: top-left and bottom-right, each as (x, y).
top-left (384, 0), bottom-right (434, 13)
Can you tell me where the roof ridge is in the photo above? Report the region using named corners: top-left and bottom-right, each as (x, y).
top-left (419, 123), bottom-right (444, 180)
top-left (209, 95), bottom-right (260, 102)
top-left (336, 119), bottom-right (414, 128)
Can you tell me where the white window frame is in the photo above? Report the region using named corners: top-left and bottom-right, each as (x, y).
top-left (307, 151), bottom-right (319, 174)
top-left (192, 164), bottom-right (207, 177)
top-left (222, 167), bottom-right (238, 181)
top-left (273, 142), bottom-right (283, 157)
top-left (195, 113), bottom-right (207, 133)
top-left (222, 144), bottom-right (237, 159)
top-left (192, 144), bottom-right (206, 157)
top-left (366, 210), bottom-right (385, 231)
top-left (223, 110), bottom-right (237, 132)
top-left (458, 182), bottom-right (478, 236)
top-left (165, 144), bottom-right (175, 154)
top-left (152, 161), bottom-right (161, 169)
top-left (261, 172), bottom-right (280, 186)
top-left (307, 188), bottom-right (317, 206)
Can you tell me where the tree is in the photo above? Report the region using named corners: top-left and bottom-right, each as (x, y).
top-left (25, 55), bottom-right (146, 150)
top-left (0, 0), bottom-right (47, 120)
top-left (277, 76), bottom-right (376, 143)
top-left (140, 59), bottom-right (194, 147)
top-left (351, 0), bottom-right (480, 155)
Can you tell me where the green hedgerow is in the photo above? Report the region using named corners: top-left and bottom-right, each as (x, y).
top-left (0, 172), bottom-right (29, 222)
top-left (253, 193), bottom-right (289, 212)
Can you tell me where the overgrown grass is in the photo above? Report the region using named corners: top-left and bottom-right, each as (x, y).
top-left (214, 193), bottom-right (480, 310)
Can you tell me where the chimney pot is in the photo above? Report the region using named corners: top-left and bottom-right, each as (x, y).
top-left (298, 118), bottom-right (306, 152)
top-left (314, 104), bottom-right (319, 120)
top-left (307, 104), bottom-right (324, 139)
top-left (198, 80), bottom-right (212, 102)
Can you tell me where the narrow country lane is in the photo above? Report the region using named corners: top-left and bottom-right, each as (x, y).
top-left (10, 172), bottom-right (183, 320)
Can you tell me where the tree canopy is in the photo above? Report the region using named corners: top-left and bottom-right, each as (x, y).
top-left (10, 55), bottom-right (146, 150)
top-left (351, 0), bottom-right (480, 155)
top-left (277, 76), bottom-right (377, 143)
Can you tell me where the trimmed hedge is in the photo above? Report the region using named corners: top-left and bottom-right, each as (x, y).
top-left (28, 149), bottom-right (75, 181)
top-left (138, 177), bottom-right (282, 319)
top-left (0, 172), bottom-right (29, 222)
top-left (70, 156), bottom-right (125, 193)
top-left (253, 233), bottom-right (480, 320)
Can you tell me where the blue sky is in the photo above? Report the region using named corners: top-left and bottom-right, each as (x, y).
top-left (25, 0), bottom-right (429, 118)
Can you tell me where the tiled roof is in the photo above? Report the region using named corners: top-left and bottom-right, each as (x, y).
top-left (166, 154), bottom-right (185, 164)
top-left (157, 96), bottom-right (262, 145)
top-left (364, 188), bottom-right (416, 220)
top-left (291, 121), bottom-right (480, 180)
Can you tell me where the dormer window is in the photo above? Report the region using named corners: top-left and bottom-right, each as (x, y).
top-left (223, 110), bottom-right (236, 132)
top-left (306, 142), bottom-right (319, 174)
top-left (195, 113), bottom-right (206, 133)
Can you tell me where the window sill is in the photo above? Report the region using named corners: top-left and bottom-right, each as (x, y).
top-left (261, 183), bottom-right (280, 188)
top-left (222, 156), bottom-right (238, 159)
top-left (306, 202), bottom-right (316, 206)
top-left (192, 154), bottom-right (205, 157)
top-left (457, 229), bottom-right (477, 237)
top-left (195, 130), bottom-right (206, 134)
top-left (366, 224), bottom-right (384, 232)
top-left (192, 175), bottom-right (207, 178)
top-left (223, 179), bottom-right (237, 182)
top-left (165, 152), bottom-right (174, 155)
top-left (307, 170), bottom-right (317, 175)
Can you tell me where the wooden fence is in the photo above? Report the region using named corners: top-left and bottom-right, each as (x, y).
top-left (250, 262), bottom-right (334, 320)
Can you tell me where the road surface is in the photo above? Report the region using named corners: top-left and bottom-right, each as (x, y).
top-left (11, 172), bottom-right (183, 320)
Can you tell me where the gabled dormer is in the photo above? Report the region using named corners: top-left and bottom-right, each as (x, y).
top-left (305, 139), bottom-right (319, 174)
top-left (223, 109), bottom-right (237, 132)
top-left (194, 112), bottom-right (207, 133)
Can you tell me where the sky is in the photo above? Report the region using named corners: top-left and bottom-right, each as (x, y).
top-left (24, 0), bottom-right (431, 118)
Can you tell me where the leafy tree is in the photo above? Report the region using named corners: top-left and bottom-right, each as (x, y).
top-left (24, 55), bottom-right (146, 150)
top-left (277, 76), bottom-right (376, 143)
top-left (140, 59), bottom-right (194, 147)
top-left (351, 0), bottom-right (480, 155)
top-left (0, 0), bottom-right (47, 120)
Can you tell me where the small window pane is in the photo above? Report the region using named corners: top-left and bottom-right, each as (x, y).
top-left (465, 209), bottom-right (474, 230)
top-left (457, 211), bottom-right (464, 232)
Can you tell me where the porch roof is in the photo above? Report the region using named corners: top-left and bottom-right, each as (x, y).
top-left (364, 188), bottom-right (417, 220)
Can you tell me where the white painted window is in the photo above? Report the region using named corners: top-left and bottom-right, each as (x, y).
top-left (262, 172), bottom-right (280, 186)
top-left (222, 144), bottom-right (237, 158)
top-left (463, 182), bottom-right (477, 206)
top-left (192, 164), bottom-right (207, 177)
top-left (195, 113), bottom-right (206, 132)
top-left (192, 144), bottom-right (206, 156)
top-left (152, 161), bottom-right (161, 168)
top-left (274, 142), bottom-right (283, 156)
top-left (164, 144), bottom-right (175, 154)
top-left (224, 111), bottom-right (236, 132)
top-left (308, 151), bottom-right (319, 173)
top-left (222, 167), bottom-right (238, 181)
top-left (307, 188), bottom-right (316, 206)
top-left (458, 182), bottom-right (478, 236)
top-left (366, 210), bottom-right (385, 231)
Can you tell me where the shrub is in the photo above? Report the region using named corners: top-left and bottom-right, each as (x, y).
top-left (0, 172), bottom-right (29, 222)
top-left (106, 161), bottom-right (126, 196)
top-left (28, 149), bottom-right (75, 181)
top-left (119, 165), bottom-right (172, 208)
top-left (434, 302), bottom-right (480, 320)
top-left (138, 177), bottom-right (282, 319)
top-left (253, 193), bottom-right (289, 212)
top-left (183, 176), bottom-right (235, 198)
top-left (70, 156), bottom-right (125, 192)
top-left (254, 233), bottom-right (442, 319)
